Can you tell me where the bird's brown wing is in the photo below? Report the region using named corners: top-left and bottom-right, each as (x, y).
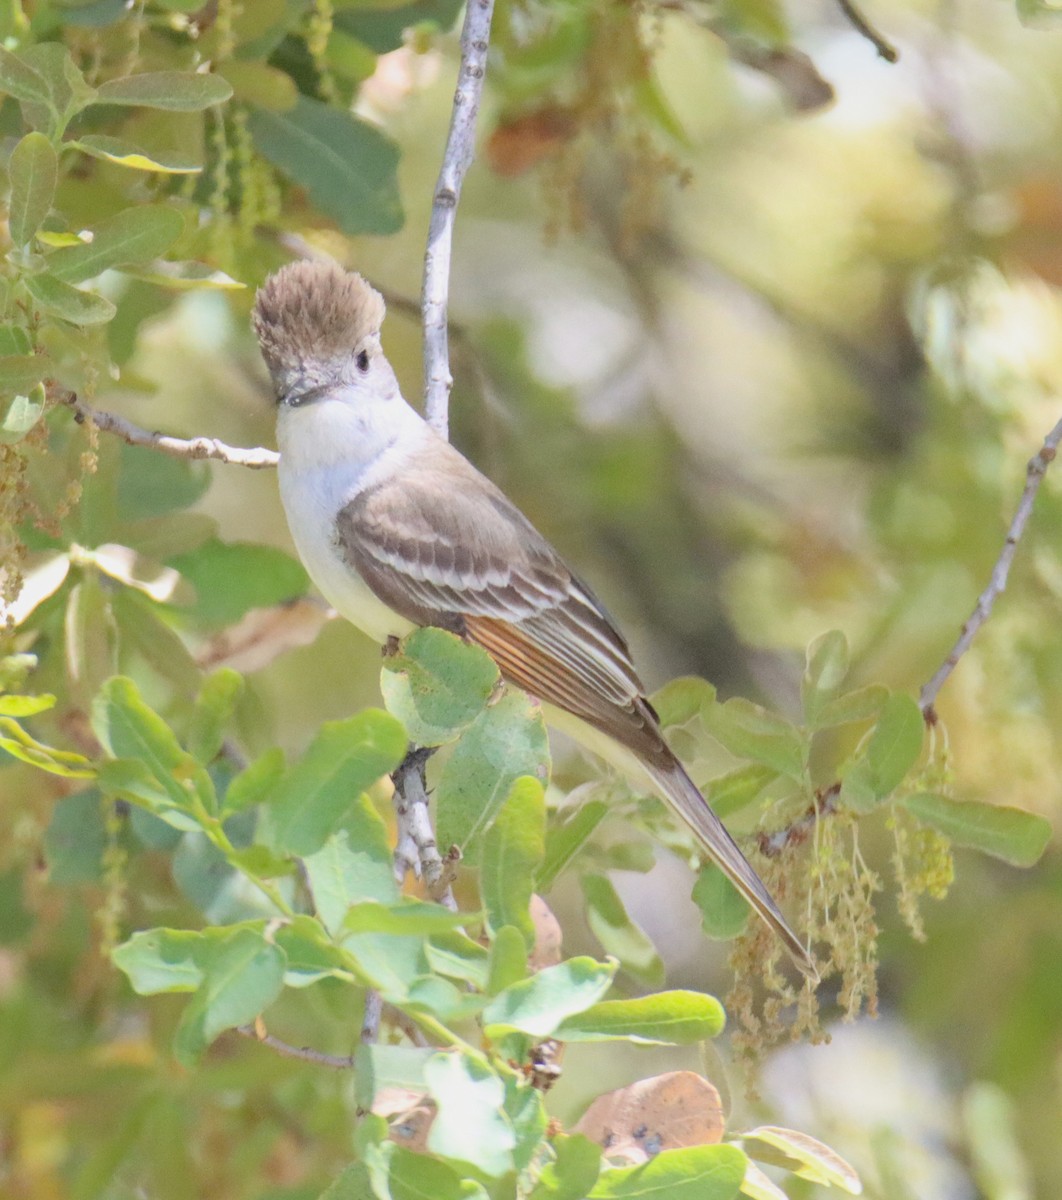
top-left (334, 444), bottom-right (668, 762)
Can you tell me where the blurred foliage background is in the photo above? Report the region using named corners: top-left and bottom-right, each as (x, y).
top-left (2, 0), bottom-right (1062, 1196)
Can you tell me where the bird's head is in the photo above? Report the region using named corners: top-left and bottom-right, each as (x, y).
top-left (252, 260), bottom-right (400, 410)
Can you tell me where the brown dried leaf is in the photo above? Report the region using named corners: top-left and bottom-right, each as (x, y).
top-left (574, 1070), bottom-right (725, 1164)
top-left (529, 893), bottom-right (563, 971)
top-left (486, 107), bottom-right (578, 178)
top-left (372, 1086), bottom-right (437, 1154)
top-left (195, 597), bottom-right (334, 673)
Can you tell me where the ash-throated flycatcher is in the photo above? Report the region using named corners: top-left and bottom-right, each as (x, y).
top-left (253, 260), bottom-right (814, 977)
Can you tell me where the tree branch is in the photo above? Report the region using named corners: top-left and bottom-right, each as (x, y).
top-left (236, 1023), bottom-right (355, 1069)
top-left (421, 0), bottom-right (496, 438)
top-left (919, 415), bottom-right (1062, 716)
top-left (836, 0), bottom-right (899, 63)
top-left (62, 391), bottom-right (278, 469)
top-left (391, 747), bottom-right (458, 910)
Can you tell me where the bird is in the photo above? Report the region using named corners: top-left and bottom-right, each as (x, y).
top-left (251, 259), bottom-right (815, 978)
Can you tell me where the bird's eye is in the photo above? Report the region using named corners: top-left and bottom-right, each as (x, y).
top-left (356, 349), bottom-right (370, 373)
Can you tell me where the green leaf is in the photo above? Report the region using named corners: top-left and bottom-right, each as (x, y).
top-left (8, 132), bottom-right (57, 247)
top-left (0, 385), bottom-right (46, 444)
top-left (91, 676), bottom-right (213, 819)
top-left (424, 1052), bottom-right (515, 1178)
top-left (261, 709), bottom-right (406, 856)
top-left (504, 1072), bottom-right (549, 1172)
top-left (25, 274), bottom-right (116, 326)
top-left (539, 799), bottom-right (609, 890)
top-left (811, 683), bottom-right (888, 730)
top-left (112, 927), bottom-right (206, 994)
top-left (0, 355), bottom-right (47, 395)
top-left (389, 1146), bottom-right (475, 1200)
top-left (342, 899), bottom-right (468, 936)
top-left (112, 590), bottom-right (200, 695)
top-left (275, 915), bottom-right (355, 986)
top-left (218, 60), bottom-right (298, 111)
top-left (589, 1145), bottom-right (747, 1199)
top-left (530, 1134), bottom-right (602, 1200)
top-left (304, 796), bottom-right (398, 932)
top-left (0, 692), bottom-right (54, 717)
top-left (45, 791), bottom-right (106, 884)
top-left (47, 206), bottom-right (184, 283)
top-left (381, 626), bottom-right (498, 747)
top-left (0, 716), bottom-right (95, 778)
top-left (555, 990), bottom-right (725, 1045)
top-left (436, 689), bottom-right (551, 855)
top-left (0, 326), bottom-right (33, 355)
top-left (846, 692), bottom-right (924, 806)
top-left (355, 1042), bottom-right (437, 1108)
top-left (692, 863), bottom-right (749, 940)
top-left (739, 1128), bottom-right (860, 1193)
top-left (481, 776), bottom-right (546, 946)
top-left (801, 630), bottom-right (849, 726)
top-left (702, 698), bottom-right (806, 780)
top-left (168, 539), bottom-right (308, 625)
top-left (10, 44), bottom-right (97, 133)
top-left (0, 46), bottom-right (54, 107)
top-left (903, 792), bottom-right (1052, 867)
top-left (118, 442), bottom-right (209, 518)
top-left (172, 926), bottom-right (286, 1064)
top-left (117, 259), bottom-right (244, 289)
top-left (187, 668), bottom-right (243, 764)
top-left (95, 71), bottom-right (233, 111)
top-left (706, 764), bottom-right (777, 819)
top-left (483, 957), bottom-right (616, 1039)
top-left (71, 134), bottom-right (201, 173)
top-left (581, 874), bottom-right (664, 987)
top-left (335, 0), bottom-right (463, 54)
top-left (97, 759), bottom-right (199, 831)
top-left (487, 923), bottom-right (529, 995)
top-left (249, 96), bottom-right (403, 235)
top-left (651, 676), bottom-right (716, 727)
top-left (427, 929), bottom-right (491, 989)
top-left (1017, 0), bottom-right (1062, 27)
top-left (318, 1163), bottom-right (375, 1200)
top-left (221, 747), bottom-right (285, 817)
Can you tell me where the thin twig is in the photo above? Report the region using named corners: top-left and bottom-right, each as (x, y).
top-left (392, 746), bottom-right (457, 911)
top-left (62, 392), bottom-right (279, 469)
top-left (919, 415), bottom-right (1062, 716)
top-left (836, 0), bottom-right (899, 62)
top-left (758, 785), bottom-right (841, 859)
top-left (421, 0), bottom-right (496, 438)
top-left (360, 990), bottom-right (384, 1045)
top-left (236, 1023), bottom-right (355, 1069)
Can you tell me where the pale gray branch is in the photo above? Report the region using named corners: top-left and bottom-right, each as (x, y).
top-left (236, 1024), bottom-right (355, 1069)
top-left (919, 414), bottom-right (1062, 714)
top-left (392, 747), bottom-right (457, 911)
top-left (64, 392), bottom-right (278, 469)
top-left (421, 0), bottom-right (496, 438)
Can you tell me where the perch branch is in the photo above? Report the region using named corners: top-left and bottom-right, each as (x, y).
top-left (62, 391), bottom-right (278, 469)
top-left (919, 414), bottom-right (1062, 716)
top-left (421, 0), bottom-right (496, 438)
top-left (236, 1023), bottom-right (355, 1069)
top-left (392, 746), bottom-right (457, 911)
top-left (835, 0), bottom-right (899, 62)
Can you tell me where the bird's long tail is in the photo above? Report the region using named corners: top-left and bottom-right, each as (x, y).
top-left (644, 756), bottom-right (817, 981)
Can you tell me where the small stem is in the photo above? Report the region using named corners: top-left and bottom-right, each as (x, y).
top-left (836, 0), bottom-right (899, 62)
top-left (236, 1023), bottom-right (355, 1069)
